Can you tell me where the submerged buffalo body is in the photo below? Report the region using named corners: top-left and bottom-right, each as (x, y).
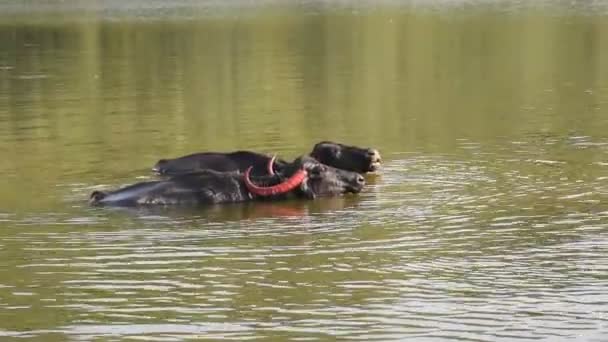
top-left (152, 151), bottom-right (286, 177)
top-left (90, 157), bottom-right (365, 207)
top-left (152, 141), bottom-right (381, 176)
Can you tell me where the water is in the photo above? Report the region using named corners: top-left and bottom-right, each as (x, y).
top-left (1, 1), bottom-right (608, 340)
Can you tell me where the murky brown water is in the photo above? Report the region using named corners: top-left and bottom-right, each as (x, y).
top-left (1, 1), bottom-right (608, 340)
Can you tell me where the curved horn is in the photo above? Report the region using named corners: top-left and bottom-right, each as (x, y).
top-left (267, 155), bottom-right (276, 176)
top-left (244, 166), bottom-right (307, 197)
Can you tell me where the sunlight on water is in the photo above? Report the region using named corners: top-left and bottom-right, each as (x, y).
top-left (1, 1), bottom-right (608, 340)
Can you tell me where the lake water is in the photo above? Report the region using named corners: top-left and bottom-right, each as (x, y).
top-left (1, 1), bottom-right (608, 340)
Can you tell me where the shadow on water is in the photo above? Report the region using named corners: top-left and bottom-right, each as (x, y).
top-left (85, 194), bottom-right (367, 224)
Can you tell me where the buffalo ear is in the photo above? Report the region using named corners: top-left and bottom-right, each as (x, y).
top-left (317, 144), bottom-right (341, 160)
top-left (308, 164), bottom-right (326, 178)
top-left (152, 159), bottom-right (169, 174)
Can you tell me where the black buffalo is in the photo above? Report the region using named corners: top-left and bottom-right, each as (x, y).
top-left (152, 141), bottom-right (381, 176)
top-left (90, 156), bottom-right (365, 207)
top-left (153, 151), bottom-right (284, 177)
top-left (309, 141), bottom-right (381, 173)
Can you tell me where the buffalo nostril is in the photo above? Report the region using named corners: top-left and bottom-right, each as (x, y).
top-left (356, 175), bottom-right (365, 185)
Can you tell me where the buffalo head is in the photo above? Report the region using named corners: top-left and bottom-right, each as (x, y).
top-left (244, 156), bottom-right (365, 199)
top-left (310, 141), bottom-right (381, 173)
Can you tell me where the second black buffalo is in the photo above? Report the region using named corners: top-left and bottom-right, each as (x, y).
top-left (152, 141), bottom-right (381, 176)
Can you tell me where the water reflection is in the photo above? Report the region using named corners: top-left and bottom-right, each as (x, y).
top-left (86, 195), bottom-right (365, 223)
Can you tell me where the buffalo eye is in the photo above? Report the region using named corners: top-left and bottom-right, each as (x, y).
top-left (331, 147), bottom-right (342, 159)
top-left (309, 164), bottom-right (326, 177)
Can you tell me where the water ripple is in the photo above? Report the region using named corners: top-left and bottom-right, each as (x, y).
top-left (2, 147), bottom-right (608, 340)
